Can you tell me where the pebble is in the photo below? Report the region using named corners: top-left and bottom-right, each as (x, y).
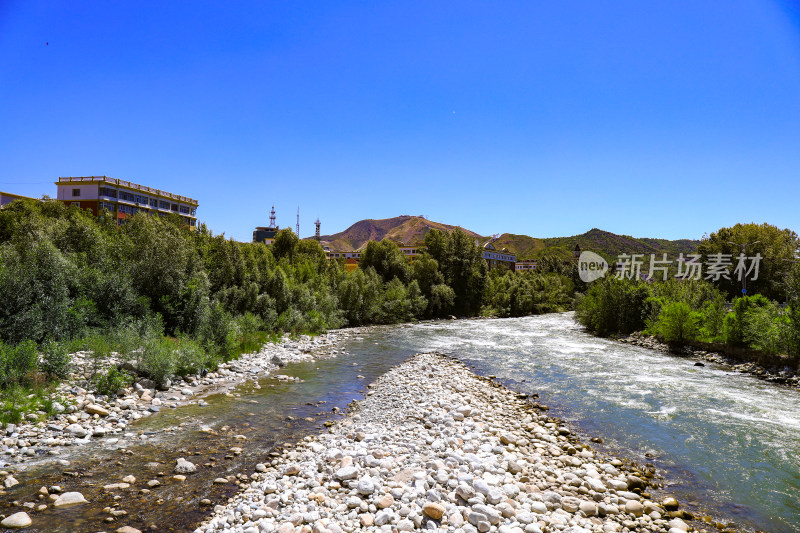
top-left (174, 457), bottom-right (197, 474)
top-left (0, 512), bottom-right (32, 528)
top-left (0, 331), bottom-right (353, 472)
top-left (53, 491), bottom-right (87, 507)
top-left (194, 353), bottom-right (689, 533)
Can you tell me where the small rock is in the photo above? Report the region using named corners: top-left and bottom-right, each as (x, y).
top-left (422, 502), bottom-right (445, 520)
top-left (174, 457), bottom-right (196, 474)
top-left (53, 491), bottom-right (87, 507)
top-left (85, 403), bottom-right (110, 416)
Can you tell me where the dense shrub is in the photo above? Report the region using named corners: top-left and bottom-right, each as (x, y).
top-left (40, 339), bottom-right (71, 379)
top-left (652, 302), bottom-right (701, 344)
top-left (575, 277), bottom-right (651, 336)
top-left (93, 367), bottom-right (133, 397)
top-left (0, 340), bottom-right (38, 387)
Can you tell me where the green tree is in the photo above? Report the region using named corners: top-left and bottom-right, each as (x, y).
top-left (654, 301), bottom-right (701, 344)
top-left (360, 239), bottom-right (411, 283)
top-left (697, 223), bottom-right (799, 301)
top-left (424, 229), bottom-right (487, 316)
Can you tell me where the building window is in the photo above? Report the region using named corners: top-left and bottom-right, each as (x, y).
top-left (158, 200), bottom-right (170, 209)
top-left (119, 191), bottom-right (135, 202)
top-left (99, 187), bottom-right (117, 198)
top-left (150, 198), bottom-right (157, 207)
top-left (72, 188), bottom-right (80, 197)
top-left (179, 205), bottom-right (190, 214)
top-left (171, 203), bottom-right (178, 212)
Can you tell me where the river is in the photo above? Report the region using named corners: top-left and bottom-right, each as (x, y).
top-left (359, 313), bottom-right (800, 533)
top-left (3, 313), bottom-right (798, 532)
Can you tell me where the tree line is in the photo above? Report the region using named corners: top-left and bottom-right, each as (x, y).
top-left (0, 200), bottom-right (576, 419)
top-left (576, 223), bottom-right (800, 362)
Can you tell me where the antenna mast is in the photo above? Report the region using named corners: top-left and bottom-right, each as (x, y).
top-left (269, 206), bottom-right (276, 228)
top-left (315, 218), bottom-right (321, 241)
top-left (296, 206), bottom-right (300, 235)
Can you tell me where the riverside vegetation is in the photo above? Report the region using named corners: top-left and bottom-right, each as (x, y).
top-left (575, 223), bottom-right (800, 370)
top-left (0, 200), bottom-right (575, 426)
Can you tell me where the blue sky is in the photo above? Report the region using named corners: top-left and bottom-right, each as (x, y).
top-left (1, 1), bottom-right (799, 242)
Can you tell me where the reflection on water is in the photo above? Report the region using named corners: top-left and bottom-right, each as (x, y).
top-left (0, 334), bottom-right (414, 532)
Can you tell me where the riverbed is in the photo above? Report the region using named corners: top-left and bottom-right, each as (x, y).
top-left (2, 313), bottom-right (798, 532)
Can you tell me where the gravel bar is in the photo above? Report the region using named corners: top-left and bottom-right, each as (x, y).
top-left (197, 353), bottom-right (696, 533)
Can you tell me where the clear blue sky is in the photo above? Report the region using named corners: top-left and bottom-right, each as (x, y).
top-left (1, 1), bottom-right (799, 242)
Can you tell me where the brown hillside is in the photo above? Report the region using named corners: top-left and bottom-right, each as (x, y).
top-left (318, 215), bottom-right (480, 251)
top-left (314, 216), bottom-right (699, 259)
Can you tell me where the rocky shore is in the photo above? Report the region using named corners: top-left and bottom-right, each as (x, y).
top-left (1, 329), bottom-right (357, 477)
top-left (616, 332), bottom-right (800, 388)
top-left (197, 353), bottom-right (701, 533)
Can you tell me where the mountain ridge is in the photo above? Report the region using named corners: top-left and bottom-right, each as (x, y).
top-left (316, 216), bottom-right (700, 259)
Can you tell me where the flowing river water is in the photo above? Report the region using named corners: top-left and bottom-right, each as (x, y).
top-left (2, 313), bottom-right (799, 532)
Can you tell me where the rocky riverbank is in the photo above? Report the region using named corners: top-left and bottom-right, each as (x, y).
top-left (616, 332), bottom-right (800, 388)
top-left (0, 329), bottom-right (359, 476)
top-left (197, 353), bottom-right (704, 533)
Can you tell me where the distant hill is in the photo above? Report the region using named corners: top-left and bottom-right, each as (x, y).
top-left (318, 215), bottom-right (481, 252)
top-left (493, 228), bottom-right (700, 260)
top-left (316, 216), bottom-right (700, 259)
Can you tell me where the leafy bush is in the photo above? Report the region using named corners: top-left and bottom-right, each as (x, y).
top-left (743, 302), bottom-right (788, 355)
top-left (40, 339), bottom-right (71, 379)
top-left (725, 294), bottom-right (772, 346)
top-left (174, 336), bottom-right (214, 377)
top-left (653, 302), bottom-right (701, 344)
top-left (0, 340), bottom-right (38, 388)
top-left (575, 278), bottom-right (651, 335)
top-left (138, 337), bottom-right (177, 386)
top-left (93, 367), bottom-right (133, 397)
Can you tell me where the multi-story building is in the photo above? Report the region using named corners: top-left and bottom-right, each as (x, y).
top-left (482, 242), bottom-right (516, 271)
top-left (397, 241), bottom-right (427, 262)
top-left (55, 176), bottom-right (198, 227)
top-left (515, 259), bottom-right (538, 272)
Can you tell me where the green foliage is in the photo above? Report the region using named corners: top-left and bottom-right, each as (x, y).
top-left (724, 294), bottom-right (772, 346)
top-left (653, 302), bottom-right (701, 344)
top-left (360, 240), bottom-right (411, 283)
top-left (40, 339), bottom-right (71, 379)
top-left (0, 199), bottom-right (587, 393)
top-left (424, 229), bottom-right (487, 316)
top-left (742, 301), bottom-right (789, 355)
top-left (174, 336), bottom-right (215, 377)
top-left (337, 267), bottom-right (384, 325)
top-left (697, 222), bottom-right (799, 301)
top-left (483, 270), bottom-right (573, 317)
top-left (575, 277), bottom-right (651, 336)
top-left (0, 340), bottom-right (38, 388)
top-left (93, 367), bottom-right (133, 397)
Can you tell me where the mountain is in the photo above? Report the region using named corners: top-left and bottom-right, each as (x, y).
top-left (317, 215), bottom-right (481, 252)
top-left (316, 216), bottom-right (700, 259)
top-left (493, 228), bottom-right (700, 260)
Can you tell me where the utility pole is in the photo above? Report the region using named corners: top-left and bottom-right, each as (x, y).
top-left (727, 240), bottom-right (760, 295)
